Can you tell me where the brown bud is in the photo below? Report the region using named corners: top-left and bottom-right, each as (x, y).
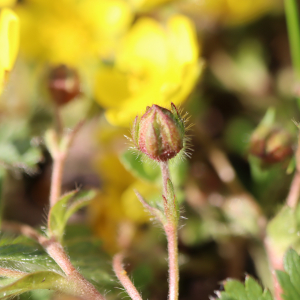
top-left (48, 65), bottom-right (80, 106)
top-left (249, 126), bottom-right (293, 164)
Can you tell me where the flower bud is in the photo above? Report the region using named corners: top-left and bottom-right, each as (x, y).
top-left (48, 64), bottom-right (80, 106)
top-left (132, 103), bottom-right (185, 162)
top-left (249, 126), bottom-right (293, 164)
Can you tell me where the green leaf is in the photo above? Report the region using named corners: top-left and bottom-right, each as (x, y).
top-left (48, 190), bottom-right (96, 241)
top-left (245, 276), bottom-right (263, 298)
top-left (0, 271), bottom-right (68, 299)
top-left (0, 240), bottom-right (60, 273)
top-left (217, 277), bottom-right (273, 300)
top-left (276, 270), bottom-right (299, 300)
top-left (277, 249), bottom-right (300, 300)
top-left (224, 279), bottom-right (248, 300)
top-left (120, 150), bottom-right (160, 183)
top-left (284, 249), bottom-right (300, 295)
top-left (64, 225), bottom-right (115, 292)
top-left (223, 195), bottom-right (261, 237)
top-left (267, 206), bottom-right (298, 257)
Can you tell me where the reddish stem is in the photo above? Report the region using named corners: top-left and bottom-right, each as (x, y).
top-left (265, 238), bottom-right (284, 300)
top-left (165, 224), bottom-right (179, 300)
top-left (286, 170), bottom-right (300, 208)
top-left (113, 253), bottom-right (143, 300)
top-left (160, 161), bottom-right (170, 197)
top-left (49, 153), bottom-right (66, 207)
top-left (2, 221), bottom-right (106, 300)
top-left (160, 161), bottom-right (179, 300)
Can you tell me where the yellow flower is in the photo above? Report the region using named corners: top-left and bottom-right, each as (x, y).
top-left (89, 123), bottom-right (161, 253)
top-left (89, 152), bottom-right (160, 253)
top-left (0, 0), bottom-right (16, 6)
top-left (128, 0), bottom-right (173, 12)
top-left (16, 0), bottom-right (133, 66)
top-left (0, 8), bottom-right (19, 94)
top-left (179, 0), bottom-right (280, 27)
top-left (94, 14), bottom-right (203, 127)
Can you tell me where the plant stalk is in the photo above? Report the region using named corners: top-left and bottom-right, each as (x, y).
top-left (165, 224), bottom-right (179, 300)
top-left (113, 253), bottom-right (143, 300)
top-left (284, 0), bottom-right (300, 80)
top-left (49, 153), bottom-right (66, 207)
top-left (160, 161), bottom-right (179, 300)
top-left (2, 221), bottom-right (106, 300)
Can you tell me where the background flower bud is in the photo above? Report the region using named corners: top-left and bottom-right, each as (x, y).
top-left (48, 64), bottom-right (80, 106)
top-left (132, 104), bottom-right (185, 162)
top-left (249, 126), bottom-right (293, 164)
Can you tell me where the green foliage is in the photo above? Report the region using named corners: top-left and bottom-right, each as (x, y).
top-left (0, 227), bottom-right (115, 297)
top-left (0, 271), bottom-right (69, 299)
top-left (64, 225), bottom-right (115, 289)
top-left (267, 206), bottom-right (300, 257)
top-left (121, 150), bottom-right (160, 183)
top-left (0, 119), bottom-right (43, 174)
top-left (276, 249), bottom-right (300, 300)
top-left (121, 149), bottom-right (188, 187)
top-left (217, 276), bottom-right (273, 300)
top-left (48, 189), bottom-right (96, 241)
top-left (0, 236), bottom-right (60, 273)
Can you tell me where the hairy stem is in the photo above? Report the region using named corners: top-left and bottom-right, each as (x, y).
top-left (2, 223), bottom-right (106, 300)
top-left (113, 253), bottom-right (143, 300)
top-left (165, 225), bottom-right (179, 300)
top-left (286, 170), bottom-right (300, 208)
top-left (49, 121), bottom-right (83, 207)
top-left (49, 153), bottom-right (66, 207)
top-left (265, 238), bottom-right (283, 300)
top-left (160, 161), bottom-right (170, 197)
top-left (160, 161), bottom-right (179, 300)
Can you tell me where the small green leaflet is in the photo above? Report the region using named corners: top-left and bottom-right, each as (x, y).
top-left (0, 271), bottom-right (69, 299)
top-left (48, 189), bottom-right (96, 241)
top-left (277, 248), bottom-right (300, 300)
top-left (216, 276), bottom-right (273, 300)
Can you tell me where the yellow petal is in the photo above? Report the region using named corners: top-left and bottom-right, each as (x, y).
top-left (129, 0), bottom-right (173, 11)
top-left (167, 15), bottom-right (199, 65)
top-left (225, 0), bottom-right (274, 25)
top-left (0, 8), bottom-right (19, 71)
top-left (0, 0), bottom-right (16, 7)
top-left (96, 15), bottom-right (201, 127)
top-left (121, 180), bottom-right (160, 223)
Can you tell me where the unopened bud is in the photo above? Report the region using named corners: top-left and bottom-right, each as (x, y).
top-left (132, 103), bottom-right (185, 162)
top-left (249, 126), bottom-right (293, 164)
top-left (48, 65), bottom-right (80, 106)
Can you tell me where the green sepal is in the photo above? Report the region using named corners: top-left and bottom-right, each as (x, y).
top-left (166, 179), bottom-right (179, 225)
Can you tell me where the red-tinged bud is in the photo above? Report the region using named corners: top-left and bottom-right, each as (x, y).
top-left (48, 64), bottom-right (80, 106)
top-left (132, 104), bottom-right (185, 162)
top-left (249, 126), bottom-right (293, 164)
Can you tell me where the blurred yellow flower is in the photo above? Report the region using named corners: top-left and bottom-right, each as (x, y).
top-left (128, 0), bottom-right (173, 12)
top-left (0, 0), bottom-right (16, 6)
top-left (179, 0), bottom-right (281, 26)
top-left (94, 14), bottom-right (203, 127)
top-left (90, 152), bottom-right (160, 253)
top-left (0, 7), bottom-right (19, 94)
top-left (89, 123), bottom-right (161, 253)
top-left (16, 0), bottom-right (133, 66)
